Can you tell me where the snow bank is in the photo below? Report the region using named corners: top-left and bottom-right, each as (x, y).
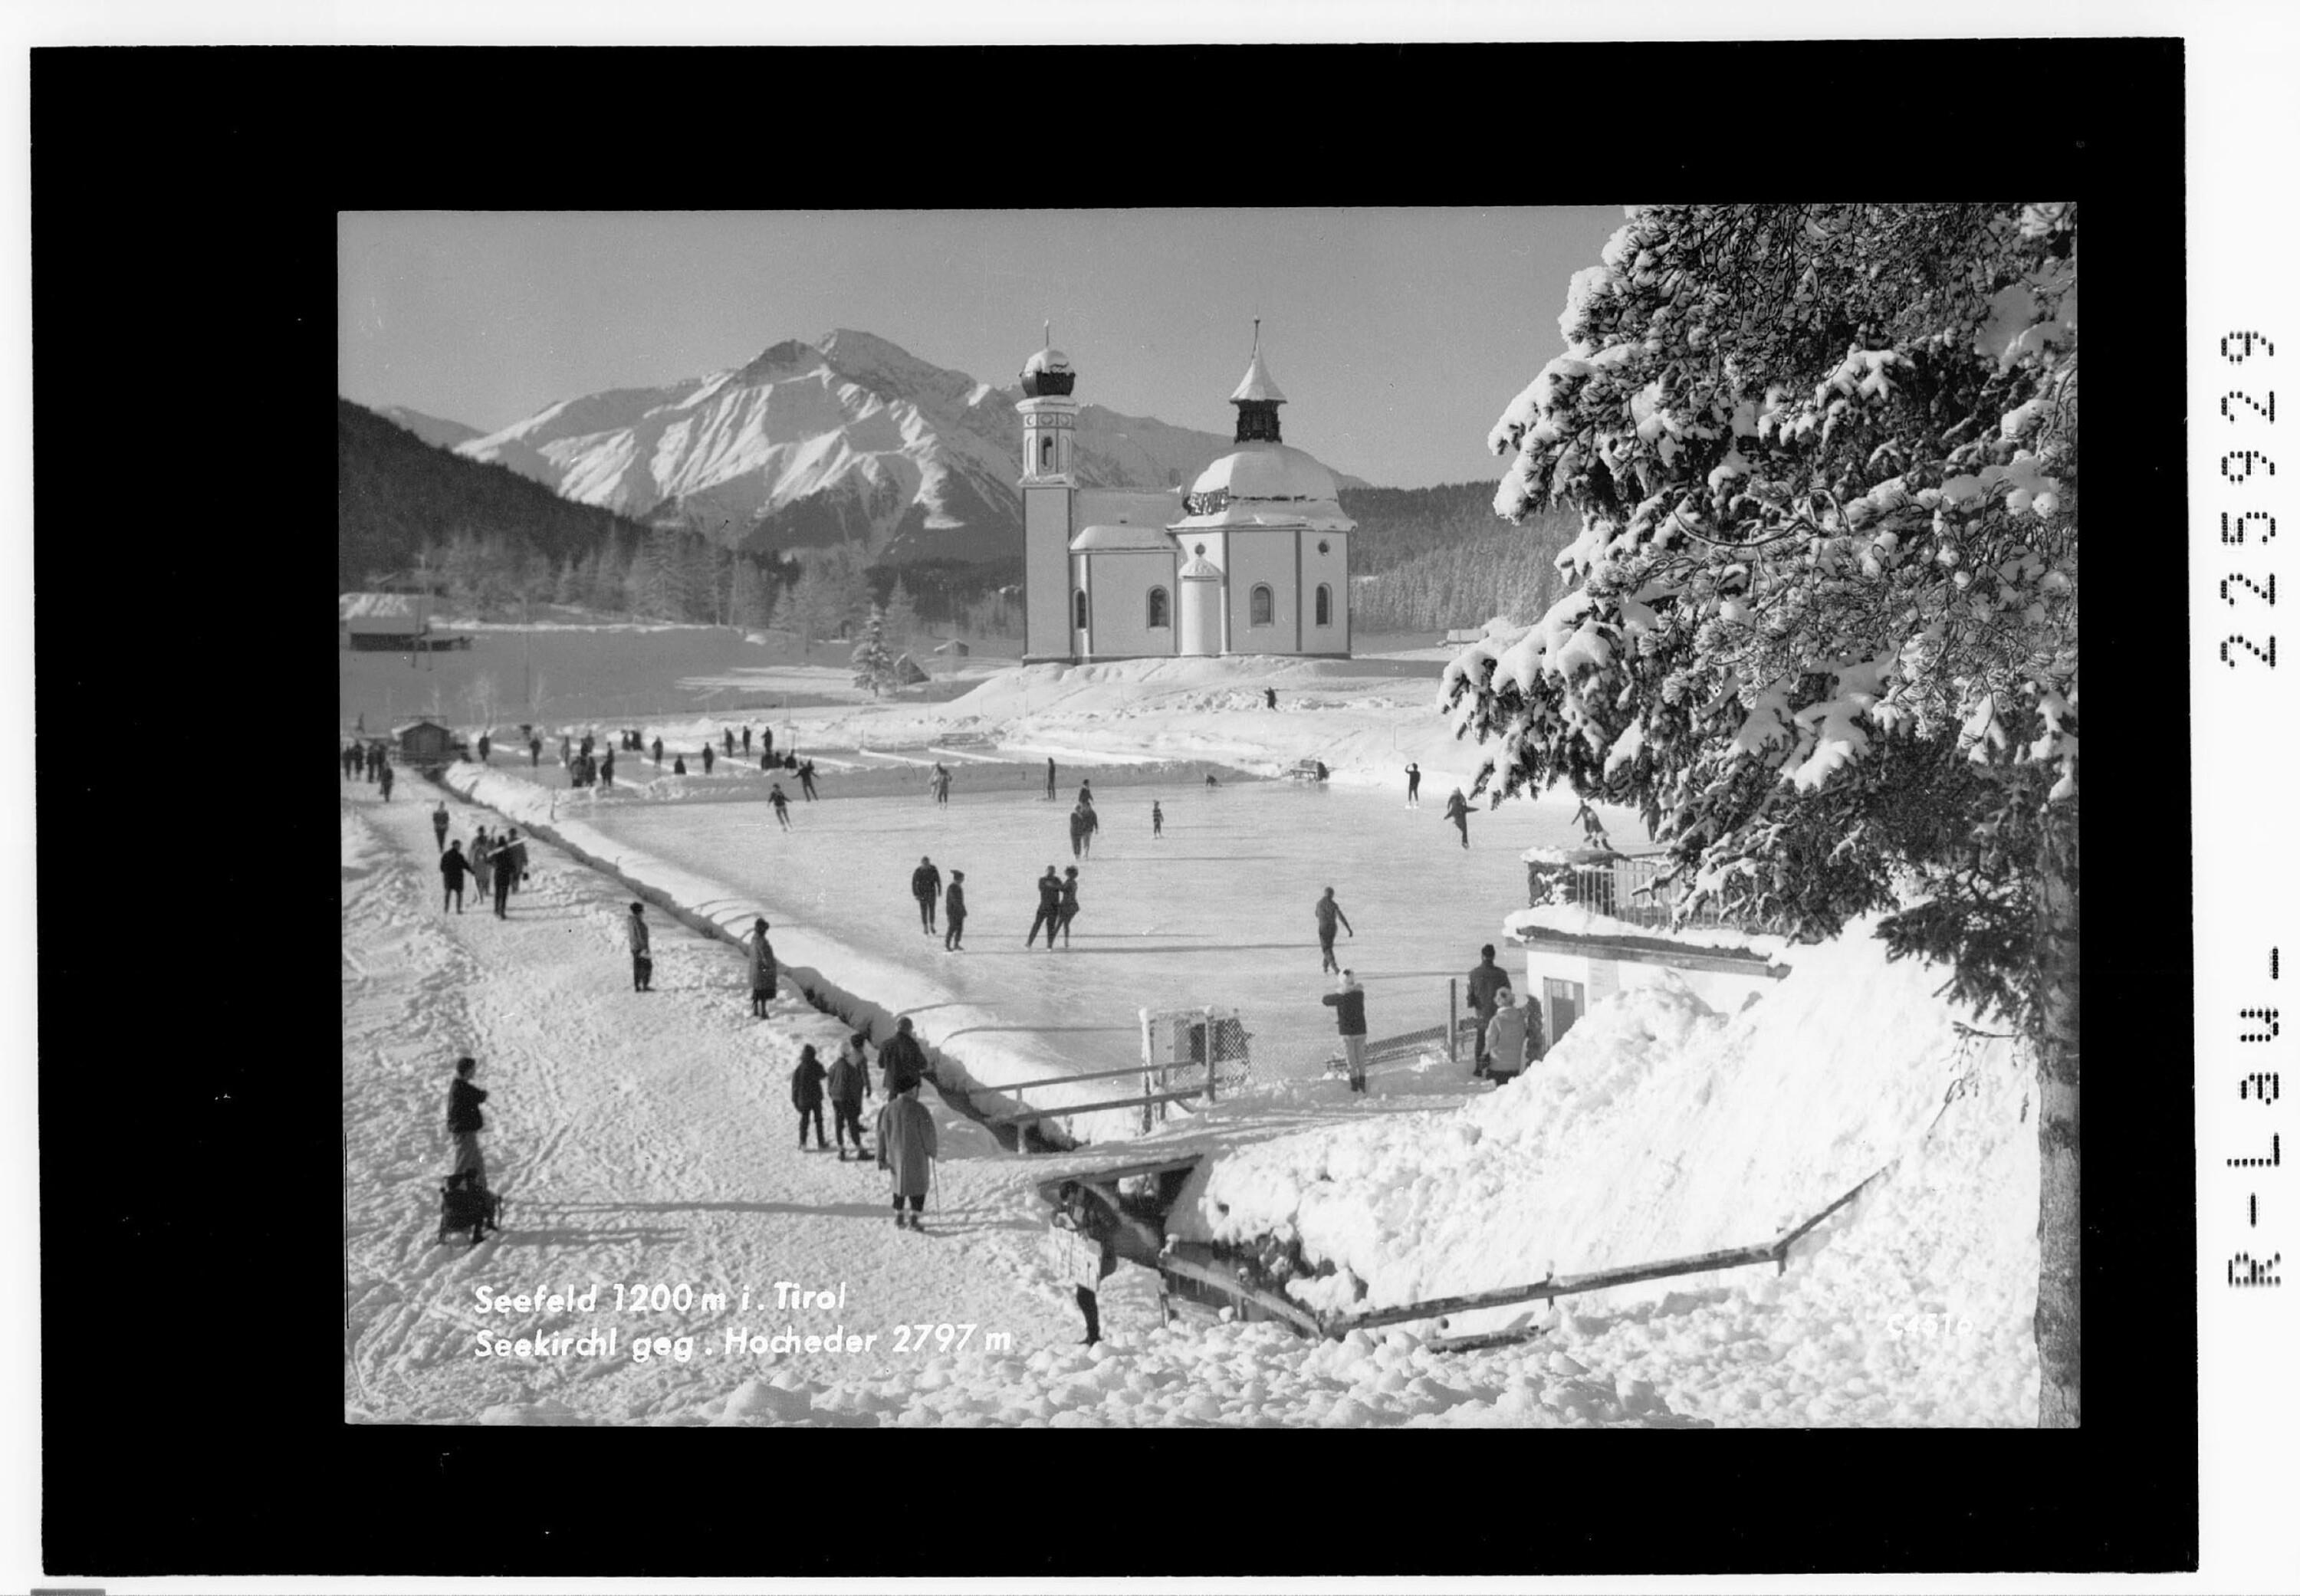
top-left (437, 761), bottom-right (1150, 1142)
top-left (1164, 921), bottom-right (2039, 1422)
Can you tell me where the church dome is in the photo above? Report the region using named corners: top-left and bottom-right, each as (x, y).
top-left (1188, 441), bottom-right (1338, 504)
top-left (1020, 342), bottom-right (1075, 398)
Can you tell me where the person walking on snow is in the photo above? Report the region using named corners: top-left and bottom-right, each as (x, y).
top-left (445, 1056), bottom-right (488, 1189)
top-left (943, 872), bottom-right (968, 951)
top-left (1442, 787), bottom-right (1470, 849)
top-left (1322, 969), bottom-right (1371, 1094)
top-left (439, 839), bottom-right (470, 914)
top-left (747, 918), bottom-right (777, 1016)
top-left (494, 829), bottom-right (527, 917)
top-left (791, 1043), bottom-right (829, 1151)
top-left (1151, 801), bottom-right (1164, 839)
top-left (528, 735), bottom-right (540, 767)
top-left (702, 744), bottom-right (715, 776)
top-left (478, 732), bottom-right (492, 764)
top-left (1026, 865), bottom-right (1063, 949)
top-left (878, 1015), bottom-right (931, 1097)
top-left (768, 783), bottom-right (792, 830)
top-left (626, 901), bottom-right (652, 992)
top-left (431, 801), bottom-right (450, 852)
top-left (876, 1081), bottom-right (937, 1230)
top-left (468, 829), bottom-right (494, 905)
top-left (826, 1034), bottom-right (872, 1161)
top-left (377, 761), bottom-right (395, 802)
top-left (1313, 887), bottom-right (1354, 974)
top-left (1467, 943), bottom-right (1511, 1076)
top-left (1056, 865), bottom-right (1082, 947)
top-left (912, 857), bottom-right (942, 934)
top-left (1405, 763), bottom-right (1421, 807)
top-left (1047, 1181), bottom-right (1119, 1345)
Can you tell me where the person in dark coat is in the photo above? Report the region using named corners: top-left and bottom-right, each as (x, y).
top-left (439, 840), bottom-right (470, 913)
top-left (797, 759), bottom-right (817, 798)
top-left (1405, 763), bottom-right (1421, 808)
top-left (1322, 970), bottom-right (1370, 1094)
top-left (761, 749), bottom-right (775, 773)
top-left (529, 735), bottom-right (541, 767)
top-left (747, 918), bottom-right (777, 1016)
top-left (1025, 865), bottom-right (1063, 948)
top-left (672, 754), bottom-right (687, 776)
top-left (1077, 780), bottom-right (1094, 807)
top-left (722, 729), bottom-right (734, 756)
top-left (791, 1043), bottom-right (829, 1150)
top-left (761, 724), bottom-right (774, 761)
top-left (877, 1015), bottom-right (931, 1098)
top-left (1313, 887), bottom-right (1354, 974)
top-left (826, 1032), bottom-right (872, 1161)
top-left (1265, 687), bottom-right (1277, 709)
top-left (1467, 944), bottom-right (1510, 1077)
top-left (431, 800), bottom-right (451, 852)
top-left (876, 1082), bottom-right (936, 1230)
top-left (600, 749), bottom-right (616, 788)
top-left (1045, 757), bottom-right (1056, 800)
top-left (446, 1056), bottom-right (488, 1188)
top-left (581, 733), bottom-right (594, 758)
top-left (912, 856), bottom-right (942, 934)
top-left (742, 726), bottom-right (751, 756)
top-left (768, 783), bottom-right (792, 830)
top-left (1067, 802), bottom-right (1098, 860)
top-left (493, 829), bottom-right (526, 917)
top-left (702, 744), bottom-right (715, 776)
top-left (1152, 801), bottom-right (1164, 839)
top-left (784, 750), bottom-right (799, 773)
top-left (652, 735), bottom-right (664, 766)
top-left (378, 760), bottom-right (395, 802)
top-left (478, 733), bottom-right (492, 764)
top-left (626, 902), bottom-right (652, 991)
top-left (1047, 1182), bottom-right (1119, 1345)
top-left (1056, 865), bottom-right (1082, 947)
top-left (1443, 787), bottom-right (1470, 848)
top-left (943, 871), bottom-right (968, 951)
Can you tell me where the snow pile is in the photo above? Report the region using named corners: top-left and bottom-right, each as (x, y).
top-left (1164, 922), bottom-right (2039, 1423)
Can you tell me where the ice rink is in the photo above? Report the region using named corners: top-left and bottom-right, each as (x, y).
top-left (584, 775), bottom-right (1635, 1086)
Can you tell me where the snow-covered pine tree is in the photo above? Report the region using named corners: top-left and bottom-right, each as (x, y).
top-left (850, 605), bottom-right (897, 697)
top-left (1456, 203), bottom-right (2078, 1425)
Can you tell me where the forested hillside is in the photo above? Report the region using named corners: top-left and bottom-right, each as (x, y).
top-left (1339, 481), bottom-right (1581, 631)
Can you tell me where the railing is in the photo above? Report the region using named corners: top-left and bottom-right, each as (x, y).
top-left (1529, 850), bottom-right (1747, 932)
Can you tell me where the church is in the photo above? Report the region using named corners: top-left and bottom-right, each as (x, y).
top-left (1017, 329), bottom-right (1354, 664)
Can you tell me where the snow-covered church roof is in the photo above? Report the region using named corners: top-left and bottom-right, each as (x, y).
top-left (1176, 442), bottom-right (1353, 531)
top-left (1070, 523), bottom-right (1178, 553)
top-left (1229, 347), bottom-right (1286, 404)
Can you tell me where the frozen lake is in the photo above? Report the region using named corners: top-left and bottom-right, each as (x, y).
top-left (585, 777), bottom-right (1635, 1088)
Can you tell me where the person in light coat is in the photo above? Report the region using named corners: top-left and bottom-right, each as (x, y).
top-left (826, 1032), bottom-right (873, 1161)
top-left (1482, 987), bottom-right (1534, 1083)
top-left (876, 1083), bottom-right (936, 1230)
top-left (1046, 1181), bottom-right (1119, 1345)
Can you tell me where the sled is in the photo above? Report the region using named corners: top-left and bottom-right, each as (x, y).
top-left (436, 1171), bottom-right (504, 1246)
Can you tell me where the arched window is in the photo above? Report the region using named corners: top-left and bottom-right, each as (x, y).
top-left (1315, 583), bottom-right (1332, 627)
top-left (1250, 584), bottom-right (1274, 626)
top-left (1074, 589), bottom-right (1088, 630)
top-left (1147, 586), bottom-right (1170, 629)
top-left (1040, 435), bottom-right (1055, 471)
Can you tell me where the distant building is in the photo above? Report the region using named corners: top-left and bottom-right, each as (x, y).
top-left (393, 719), bottom-right (466, 767)
top-left (1019, 325), bottom-right (1352, 664)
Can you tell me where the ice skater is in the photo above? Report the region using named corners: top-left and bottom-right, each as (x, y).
top-left (1443, 787), bottom-right (1470, 849)
top-left (1077, 780), bottom-right (1094, 807)
top-left (439, 839), bottom-right (469, 914)
top-left (431, 800), bottom-right (450, 852)
top-left (798, 760), bottom-right (819, 800)
top-left (943, 872), bottom-right (968, 951)
top-left (876, 1081), bottom-right (936, 1232)
top-left (1322, 970), bottom-right (1371, 1094)
top-left (702, 744), bottom-right (715, 776)
top-left (1026, 865), bottom-right (1063, 949)
top-left (912, 856), bottom-right (942, 934)
top-left (1313, 887), bottom-right (1354, 974)
top-left (1057, 865), bottom-right (1082, 947)
top-left (600, 749), bottom-right (615, 788)
top-left (768, 783), bottom-right (792, 829)
top-left (1151, 801), bottom-right (1164, 839)
top-left (747, 917), bottom-right (777, 1015)
top-left (741, 726), bottom-right (752, 756)
top-left (626, 901), bottom-right (653, 990)
top-left (1405, 763), bottom-right (1421, 807)
top-left (933, 762), bottom-right (952, 806)
top-left (791, 1044), bottom-right (829, 1151)
top-left (1068, 800), bottom-right (1099, 860)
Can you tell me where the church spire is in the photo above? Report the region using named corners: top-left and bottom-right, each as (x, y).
top-left (1228, 320), bottom-right (1286, 443)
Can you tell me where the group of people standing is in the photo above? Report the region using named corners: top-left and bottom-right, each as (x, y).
top-left (343, 741), bottom-right (396, 800)
top-left (786, 1020), bottom-right (938, 1229)
top-left (434, 806), bottom-right (527, 918)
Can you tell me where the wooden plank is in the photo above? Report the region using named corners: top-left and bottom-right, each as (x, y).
top-left (1428, 1324), bottom-right (1548, 1355)
top-left (989, 1087), bottom-right (1206, 1128)
top-left (1335, 1240), bottom-right (1782, 1334)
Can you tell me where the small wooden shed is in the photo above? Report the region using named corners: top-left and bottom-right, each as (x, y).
top-left (393, 719), bottom-right (465, 768)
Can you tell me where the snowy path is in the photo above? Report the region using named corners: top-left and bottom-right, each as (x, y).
top-left (342, 780), bottom-right (1126, 1424)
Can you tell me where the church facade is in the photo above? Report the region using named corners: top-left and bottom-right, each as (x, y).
top-left (1018, 333), bottom-right (1353, 665)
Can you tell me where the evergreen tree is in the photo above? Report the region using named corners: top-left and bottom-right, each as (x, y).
top-left (553, 553), bottom-right (582, 606)
top-left (646, 528), bottom-right (692, 620)
top-left (1457, 203), bottom-right (2079, 1424)
top-left (849, 605), bottom-right (897, 697)
top-left (881, 574), bottom-right (920, 649)
top-left (622, 537), bottom-right (656, 616)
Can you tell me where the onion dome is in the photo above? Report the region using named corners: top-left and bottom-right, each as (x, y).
top-left (1019, 323), bottom-right (1076, 397)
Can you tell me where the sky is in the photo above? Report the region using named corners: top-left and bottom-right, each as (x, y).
top-left (337, 208), bottom-right (1625, 490)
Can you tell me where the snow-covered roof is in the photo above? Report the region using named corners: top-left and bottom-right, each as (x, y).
top-left (1189, 442), bottom-right (1338, 504)
top-left (1071, 524), bottom-right (1178, 553)
top-left (1229, 349), bottom-right (1287, 404)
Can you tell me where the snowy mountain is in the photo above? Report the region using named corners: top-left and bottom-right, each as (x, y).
top-left (452, 330), bottom-right (1360, 566)
top-left (375, 404), bottom-right (487, 452)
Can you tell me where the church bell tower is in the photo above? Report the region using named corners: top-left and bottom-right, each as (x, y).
top-left (1017, 327), bottom-right (1078, 663)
